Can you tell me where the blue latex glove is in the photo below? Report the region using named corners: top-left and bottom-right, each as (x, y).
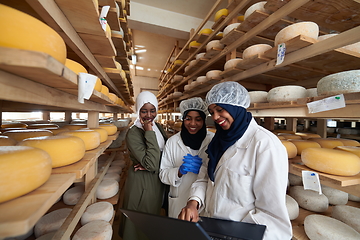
top-left (179, 154), bottom-right (203, 175)
top-left (187, 155), bottom-right (202, 174)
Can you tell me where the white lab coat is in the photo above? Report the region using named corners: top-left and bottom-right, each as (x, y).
top-left (189, 119), bottom-right (292, 240)
top-left (159, 130), bottom-right (214, 218)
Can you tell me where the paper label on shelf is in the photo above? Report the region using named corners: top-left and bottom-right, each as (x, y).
top-left (99, 6), bottom-right (110, 31)
top-left (276, 43), bottom-right (286, 65)
top-left (78, 73), bottom-right (97, 103)
top-left (307, 94), bottom-right (346, 113)
top-left (302, 170), bottom-right (322, 194)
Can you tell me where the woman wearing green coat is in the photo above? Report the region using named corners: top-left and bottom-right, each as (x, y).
top-left (120, 91), bottom-right (168, 240)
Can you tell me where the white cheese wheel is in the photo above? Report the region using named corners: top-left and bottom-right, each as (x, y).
top-left (73, 220), bottom-right (112, 240)
top-left (3, 129), bottom-right (53, 141)
top-left (0, 135), bottom-right (17, 146)
top-left (196, 52), bottom-right (206, 60)
top-left (275, 21), bottom-right (319, 46)
top-left (288, 139), bottom-right (321, 155)
top-left (244, 1), bottom-right (269, 20)
top-left (224, 58), bottom-right (243, 70)
top-left (242, 44), bottom-right (272, 59)
top-left (280, 140), bottom-right (297, 158)
top-left (206, 40), bottom-right (224, 52)
top-left (348, 193), bottom-right (360, 202)
top-left (286, 194), bottom-right (299, 220)
top-left (288, 173), bottom-right (302, 186)
top-left (306, 88), bottom-right (318, 97)
top-left (196, 76), bottom-right (207, 84)
top-left (99, 124), bottom-right (117, 135)
top-left (17, 135), bottom-right (86, 168)
top-left (58, 130), bottom-right (100, 151)
top-left (189, 59), bottom-right (197, 67)
top-left (81, 202), bottom-right (114, 225)
top-left (321, 185), bottom-right (348, 205)
top-left (111, 159), bottom-right (126, 168)
top-left (106, 165), bottom-right (122, 174)
top-left (63, 185), bottom-right (85, 205)
top-left (317, 70), bottom-right (360, 96)
top-left (206, 70), bottom-right (222, 80)
top-left (96, 179), bottom-right (119, 199)
top-left (223, 23), bottom-right (241, 36)
top-left (301, 148), bottom-right (360, 176)
top-left (184, 84), bottom-right (191, 91)
top-left (184, 66), bottom-right (190, 73)
top-left (248, 91), bottom-right (268, 103)
top-left (318, 34), bottom-right (360, 53)
top-left (35, 231), bottom-right (70, 240)
top-left (103, 172), bottom-right (121, 182)
top-left (267, 85), bottom-right (307, 102)
top-left (332, 205), bottom-right (360, 233)
top-left (0, 146), bottom-right (52, 203)
top-left (289, 186), bottom-right (328, 212)
top-left (34, 208), bottom-right (72, 237)
top-left (172, 75), bottom-right (183, 83)
top-left (173, 92), bottom-right (183, 97)
top-left (304, 214), bottom-right (360, 240)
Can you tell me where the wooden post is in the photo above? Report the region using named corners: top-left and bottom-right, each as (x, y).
top-left (65, 111), bottom-right (72, 124)
top-left (286, 117), bottom-right (297, 132)
top-left (87, 111), bottom-right (99, 128)
top-left (264, 117), bottom-right (275, 131)
top-left (0, 101), bottom-right (3, 125)
top-left (113, 112), bottom-right (118, 121)
top-left (317, 119), bottom-right (327, 138)
top-left (43, 111), bottom-right (50, 121)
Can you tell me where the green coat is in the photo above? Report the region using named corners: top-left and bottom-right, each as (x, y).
top-left (120, 122), bottom-right (168, 240)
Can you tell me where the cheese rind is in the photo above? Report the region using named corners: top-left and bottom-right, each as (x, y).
top-left (267, 85), bottom-right (307, 102)
top-left (309, 138), bottom-right (344, 149)
top-left (335, 146), bottom-right (360, 157)
top-left (96, 179), bottom-right (119, 199)
top-left (73, 220), bottom-right (112, 240)
top-left (332, 205), bottom-right (360, 233)
top-left (65, 59), bottom-right (87, 75)
top-left (289, 186), bottom-right (328, 212)
top-left (63, 186), bottom-right (85, 205)
top-left (0, 135), bottom-right (17, 146)
top-left (99, 124), bottom-right (117, 135)
top-left (280, 140), bottom-right (297, 158)
top-left (58, 130), bottom-right (101, 150)
top-left (289, 139), bottom-right (321, 155)
top-left (317, 70), bottom-right (360, 96)
top-left (286, 194), bottom-right (299, 220)
top-left (81, 202), bottom-right (114, 225)
top-left (3, 129), bottom-right (53, 141)
top-left (34, 208), bottom-right (72, 237)
top-left (275, 21), bottom-right (319, 46)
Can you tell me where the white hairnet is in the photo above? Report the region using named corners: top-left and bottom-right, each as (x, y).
top-left (135, 91), bottom-right (158, 116)
top-left (179, 97), bottom-right (208, 117)
top-left (205, 81), bottom-right (250, 108)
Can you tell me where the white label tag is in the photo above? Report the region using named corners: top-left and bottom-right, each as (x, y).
top-left (302, 171), bottom-right (322, 194)
top-left (99, 6), bottom-right (110, 31)
top-left (78, 73), bottom-right (98, 103)
top-left (307, 94), bottom-right (346, 114)
top-left (276, 43), bottom-right (286, 65)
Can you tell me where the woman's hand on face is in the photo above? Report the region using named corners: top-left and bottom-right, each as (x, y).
top-left (140, 118), bottom-right (153, 131)
top-left (178, 200), bottom-right (200, 222)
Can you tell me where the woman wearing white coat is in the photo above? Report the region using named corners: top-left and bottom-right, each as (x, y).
top-left (179, 82), bottom-right (292, 240)
top-left (159, 97), bottom-right (214, 218)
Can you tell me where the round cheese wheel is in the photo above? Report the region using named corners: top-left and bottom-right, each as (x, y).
top-left (199, 28), bottom-right (213, 35)
top-left (282, 134), bottom-right (302, 140)
top-left (108, 93), bottom-right (118, 103)
top-left (94, 78), bottom-right (102, 92)
top-left (306, 88), bottom-right (318, 97)
top-left (81, 202), bottom-right (114, 225)
top-left (63, 124), bottom-right (87, 130)
top-left (0, 4), bottom-right (66, 64)
top-left (318, 33), bottom-right (360, 53)
top-left (96, 179), bottom-right (119, 199)
top-left (244, 1), bottom-right (270, 20)
top-left (275, 21), bottom-right (319, 46)
top-left (173, 59), bottom-right (183, 65)
top-left (224, 58), bottom-right (243, 70)
top-left (0, 146), bottom-right (52, 203)
top-left (301, 148), bottom-right (360, 176)
top-left (27, 123), bottom-right (59, 129)
top-left (101, 85), bottom-right (109, 97)
top-left (0, 135), bottom-right (17, 146)
top-left (115, 61), bottom-right (122, 71)
top-left (206, 70), bottom-right (222, 80)
top-left (280, 140), bottom-right (297, 158)
top-left (196, 52), bottom-right (206, 60)
top-left (103, 172), bottom-right (121, 182)
top-left (321, 185), bottom-right (348, 205)
top-left (248, 91), bottom-right (268, 103)
top-left (58, 130), bottom-right (101, 151)
top-left (214, 8), bottom-right (228, 21)
top-left (196, 76), bottom-right (207, 84)
top-left (107, 165), bottom-right (122, 174)
top-left (1, 122), bottom-right (27, 128)
top-left (288, 173), bottom-right (302, 186)
top-left (189, 59), bottom-right (197, 67)
top-left (309, 138), bottom-right (344, 148)
top-left (289, 139), bottom-right (321, 155)
top-left (304, 214), bottom-right (360, 240)
top-left (34, 208), bottom-right (72, 237)
top-left (348, 193), bottom-right (360, 202)
top-left (73, 220), bottom-right (112, 240)
top-left (277, 135), bottom-right (286, 140)
top-left (189, 41), bottom-right (201, 48)
top-left (242, 44), bottom-right (272, 59)
top-left (317, 70), bottom-right (360, 96)
top-left (49, 128), bottom-right (69, 135)
top-left (65, 59), bottom-right (87, 75)
top-left (223, 23), bottom-right (241, 36)
top-left (17, 135), bottom-right (85, 168)
top-left (206, 40), bottom-right (224, 52)
top-left (3, 129), bottom-right (53, 141)
top-left (173, 92), bottom-right (182, 98)
top-left (332, 205), bottom-right (360, 233)
top-left (295, 132), bottom-right (321, 140)
top-left (289, 186), bottom-right (328, 212)
top-left (335, 146), bottom-right (360, 157)
top-left (286, 194), bottom-right (299, 220)
top-left (267, 85), bottom-right (307, 102)
top-left (333, 139), bottom-right (360, 147)
top-left (111, 159), bottom-right (126, 168)
top-left (63, 185), bottom-right (84, 205)
top-left (99, 124), bottom-right (117, 135)
top-left (88, 128), bottom-right (108, 143)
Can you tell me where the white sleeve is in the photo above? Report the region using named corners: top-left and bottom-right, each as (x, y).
top-left (159, 137), bottom-right (182, 187)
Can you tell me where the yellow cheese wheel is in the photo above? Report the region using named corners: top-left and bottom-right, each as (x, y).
top-left (101, 85), bottom-right (109, 96)
top-left (115, 61), bottom-right (122, 71)
top-left (277, 135), bottom-right (286, 140)
top-left (108, 93), bottom-right (118, 103)
top-left (301, 148), bottom-right (360, 176)
top-left (94, 78), bottom-right (102, 92)
top-left (331, 138), bottom-right (360, 147)
top-left (0, 146), bottom-right (52, 203)
top-left (309, 138), bottom-right (344, 149)
top-left (282, 134), bottom-right (302, 140)
top-left (18, 136), bottom-right (86, 168)
top-left (27, 123), bottom-right (59, 129)
top-left (58, 130), bottom-right (101, 151)
top-left (83, 128), bottom-right (108, 143)
top-left (105, 23), bottom-right (112, 38)
top-left (49, 128), bottom-right (70, 135)
top-left (0, 4), bottom-right (67, 64)
top-left (3, 129), bottom-right (53, 141)
top-left (0, 136), bottom-right (17, 146)
top-left (1, 122), bottom-right (27, 128)
top-left (237, 15), bottom-right (245, 22)
top-left (289, 139), bottom-right (321, 155)
top-left (99, 124), bottom-right (117, 135)
top-left (63, 124), bottom-right (87, 130)
top-left (199, 28), bottom-right (213, 35)
top-left (281, 140), bottom-right (297, 158)
top-left (335, 146), bottom-right (360, 157)
top-left (214, 8), bottom-right (229, 21)
top-left (189, 41), bottom-right (201, 48)
top-left (295, 132), bottom-right (321, 140)
top-left (65, 59), bottom-right (87, 75)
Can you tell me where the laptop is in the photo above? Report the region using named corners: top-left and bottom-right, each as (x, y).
top-left (120, 209), bottom-right (266, 240)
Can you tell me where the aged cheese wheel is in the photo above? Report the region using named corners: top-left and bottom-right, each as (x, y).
top-left (286, 194), bottom-right (299, 220)
top-left (206, 70), bottom-right (222, 80)
top-left (196, 52), bottom-right (206, 60)
top-left (289, 139), bottom-right (321, 155)
top-left (108, 93), bottom-right (118, 103)
top-left (321, 185), bottom-right (348, 205)
top-left (348, 193), bottom-right (360, 202)
top-left (101, 85), bottom-right (109, 97)
top-left (107, 165), bottom-right (122, 174)
top-left (267, 85), bottom-right (307, 102)
top-left (0, 4), bottom-right (67, 64)
top-left (189, 59), bottom-right (197, 67)
top-left (335, 146), bottom-right (360, 157)
top-left (196, 76), bottom-right (207, 84)
top-left (224, 58), bottom-right (243, 70)
top-left (306, 88), bottom-right (318, 97)
top-left (223, 23), bottom-right (241, 36)
top-left (318, 34), bottom-right (360, 53)
top-left (301, 148), bottom-right (360, 176)
top-left (0, 135), bottom-right (17, 146)
top-left (81, 202), bottom-right (114, 225)
top-left (189, 41), bottom-right (201, 48)
top-left (289, 186), bottom-right (328, 212)
top-left (295, 132), bottom-right (321, 140)
top-left (73, 220), bottom-right (112, 240)
top-left (111, 159), bottom-right (126, 168)
top-left (65, 59), bottom-right (87, 75)
top-left (94, 78), bottom-right (102, 92)
top-left (99, 124), bottom-right (117, 135)
top-left (248, 91), bottom-right (268, 103)
top-left (27, 123), bottom-right (59, 129)
top-left (199, 28), bottom-right (213, 35)
top-left (214, 8), bottom-right (228, 21)
top-left (173, 92), bottom-right (183, 98)
top-left (103, 172), bottom-right (121, 182)
top-left (275, 21), bottom-right (319, 46)
top-left (332, 205), bottom-right (360, 233)
top-left (58, 130), bottom-right (101, 150)
top-left (34, 208), bottom-right (72, 237)
top-left (17, 135), bottom-right (85, 168)
top-left (304, 214), bottom-right (360, 240)
top-left (63, 124), bottom-right (87, 130)
top-left (282, 134), bottom-right (302, 140)
top-left (63, 185), bottom-right (84, 205)
top-left (242, 44), bottom-right (272, 59)
top-left (288, 173), bottom-right (302, 186)
top-left (317, 70), bottom-right (360, 96)
top-left (333, 139), bottom-right (360, 147)
top-left (96, 179), bottom-right (119, 199)
top-left (244, 1), bottom-right (270, 20)
top-left (280, 140), bottom-right (297, 158)
top-left (206, 40), bottom-right (224, 52)
top-left (3, 129), bottom-right (53, 141)
top-left (309, 138), bottom-right (344, 148)
top-left (1, 122), bottom-right (28, 128)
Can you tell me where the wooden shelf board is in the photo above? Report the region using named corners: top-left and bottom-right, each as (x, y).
top-left (212, 15), bottom-right (226, 30)
top-left (98, 0), bottom-right (117, 7)
top-left (0, 173), bottom-right (76, 238)
top-left (94, 55), bottom-right (117, 68)
top-left (204, 48), bottom-right (222, 58)
top-left (112, 32), bottom-right (127, 57)
top-left (79, 32), bottom-right (116, 56)
top-left (106, 7), bottom-right (121, 31)
top-left (220, 67), bottom-right (243, 78)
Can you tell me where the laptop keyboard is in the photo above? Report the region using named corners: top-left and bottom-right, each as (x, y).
top-left (209, 233), bottom-right (243, 240)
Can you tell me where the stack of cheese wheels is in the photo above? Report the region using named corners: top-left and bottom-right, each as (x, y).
top-left (248, 91), bottom-right (268, 103)
top-left (335, 146), bottom-right (360, 157)
top-left (244, 1), bottom-right (271, 20)
top-left (99, 123), bottom-right (117, 135)
top-left (63, 185), bottom-right (84, 205)
top-left (267, 85), bottom-right (307, 102)
top-left (17, 135), bottom-right (86, 168)
top-left (332, 205), bottom-right (360, 233)
top-left (73, 220), bottom-right (112, 240)
top-left (58, 129), bottom-right (101, 151)
top-left (289, 139), bottom-right (321, 155)
top-left (65, 59), bottom-right (87, 74)
top-left (81, 202), bottom-right (114, 225)
top-left (223, 23), bottom-right (241, 36)
top-left (96, 179), bottom-right (119, 199)
top-left (301, 148), bottom-right (360, 176)
top-left (0, 4), bottom-right (67, 64)
top-left (295, 132), bottom-right (321, 140)
top-left (280, 140), bottom-right (297, 158)
top-left (288, 173), bottom-right (302, 186)
top-left (0, 146), bottom-right (52, 203)
top-left (34, 208), bottom-right (72, 238)
top-left (3, 129), bottom-right (53, 141)
top-left (242, 44), bottom-right (272, 59)
top-left (289, 186), bottom-right (329, 212)
top-left (308, 138), bottom-right (344, 148)
top-left (224, 58), bottom-right (243, 70)
top-left (317, 70), bottom-right (360, 96)
top-left (275, 21), bottom-right (319, 46)
top-left (0, 135), bottom-right (17, 146)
